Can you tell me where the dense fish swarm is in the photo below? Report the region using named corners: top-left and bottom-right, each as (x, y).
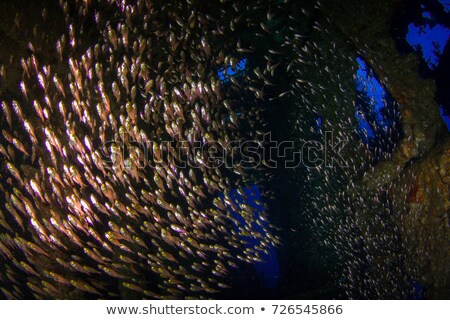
top-left (0, 0), bottom-right (283, 299)
top-left (283, 19), bottom-right (409, 298)
top-left (282, 14), bottom-right (448, 298)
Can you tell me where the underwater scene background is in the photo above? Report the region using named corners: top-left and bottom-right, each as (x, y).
top-left (0, 0), bottom-right (448, 299)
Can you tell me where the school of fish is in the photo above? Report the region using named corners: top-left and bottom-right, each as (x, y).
top-left (0, 0), bottom-right (286, 299)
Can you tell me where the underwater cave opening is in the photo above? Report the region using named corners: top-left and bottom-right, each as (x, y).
top-left (354, 56), bottom-right (402, 160)
top-left (392, 0), bottom-right (450, 132)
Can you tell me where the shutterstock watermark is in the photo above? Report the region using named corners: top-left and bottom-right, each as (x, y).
top-left (100, 132), bottom-right (349, 170)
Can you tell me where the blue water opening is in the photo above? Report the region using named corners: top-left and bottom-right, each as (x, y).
top-left (314, 115), bottom-right (322, 132)
top-left (404, 4), bottom-right (450, 131)
top-left (224, 185), bottom-right (280, 288)
top-left (406, 22), bottom-right (450, 69)
top-left (439, 105), bottom-right (450, 130)
top-left (438, 0), bottom-right (450, 13)
top-left (217, 58), bottom-right (248, 83)
top-left (409, 280), bottom-right (426, 299)
top-left (354, 57), bottom-right (397, 143)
